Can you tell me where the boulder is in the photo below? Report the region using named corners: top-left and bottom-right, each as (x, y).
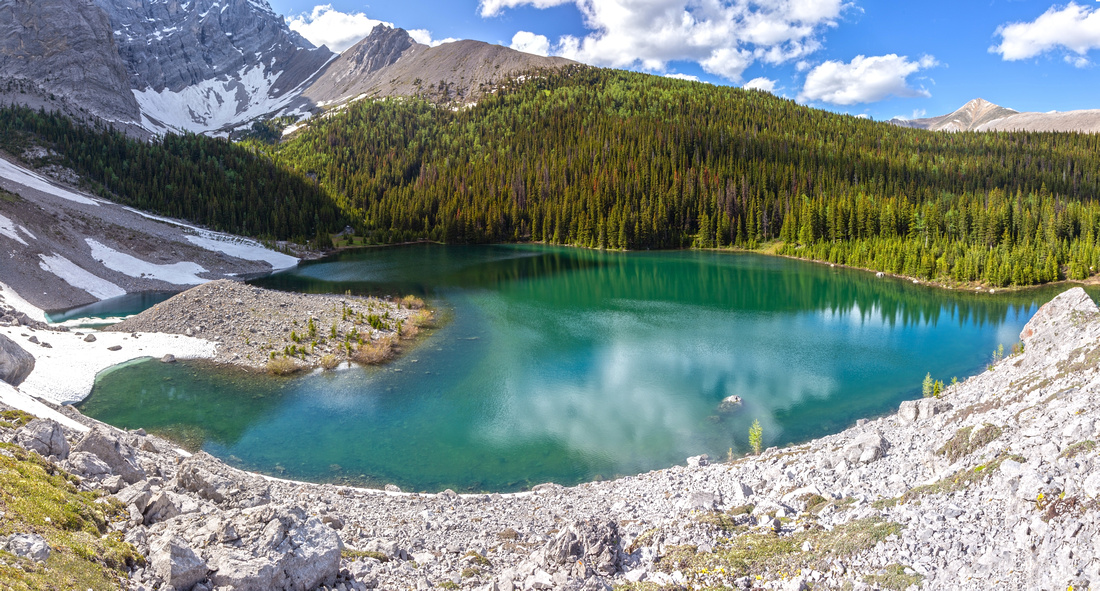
top-left (917, 398), bottom-right (951, 420)
top-left (72, 428), bottom-right (145, 484)
top-left (150, 536), bottom-right (208, 591)
top-left (844, 431), bottom-right (888, 464)
top-left (0, 333), bottom-right (35, 386)
top-left (176, 458), bottom-right (234, 504)
top-left (545, 519), bottom-right (623, 578)
top-left (144, 491), bottom-right (182, 525)
top-left (686, 454), bottom-right (710, 467)
top-left (83, 334), bottom-right (97, 342)
top-left (206, 505), bottom-right (342, 590)
top-left (65, 451), bottom-right (112, 479)
top-left (4, 533), bottom-right (50, 563)
top-left (897, 400), bottom-right (919, 424)
top-left (15, 419), bottom-right (70, 459)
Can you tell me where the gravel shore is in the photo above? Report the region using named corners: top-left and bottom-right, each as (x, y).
top-left (106, 279), bottom-right (430, 373)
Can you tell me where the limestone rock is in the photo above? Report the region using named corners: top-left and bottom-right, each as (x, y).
top-left (72, 428), bottom-right (145, 484)
top-left (0, 333), bottom-right (35, 386)
top-left (0, 0), bottom-right (140, 123)
top-left (65, 451), bottom-right (112, 479)
top-left (15, 419), bottom-right (70, 459)
top-left (150, 535), bottom-right (208, 591)
top-left (545, 519), bottom-right (622, 578)
top-left (4, 533), bottom-right (50, 563)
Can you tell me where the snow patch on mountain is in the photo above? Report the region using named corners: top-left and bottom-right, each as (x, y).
top-left (0, 159), bottom-right (99, 206)
top-left (38, 253), bottom-right (126, 300)
top-left (86, 238), bottom-right (210, 285)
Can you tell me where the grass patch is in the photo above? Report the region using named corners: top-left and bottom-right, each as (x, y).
top-left (266, 356), bottom-right (303, 376)
top-left (463, 550), bottom-right (491, 567)
top-left (653, 517), bottom-right (902, 587)
top-left (497, 528), bottom-right (519, 540)
top-left (627, 527), bottom-right (660, 554)
top-left (903, 452), bottom-right (1024, 502)
top-left (937, 424), bottom-right (1003, 463)
top-left (438, 581), bottom-right (459, 590)
top-left (352, 335), bottom-right (397, 365)
top-left (461, 567), bottom-right (482, 578)
top-left (341, 549), bottom-right (390, 562)
top-left (864, 563), bottom-right (924, 590)
top-left (318, 353), bottom-right (341, 370)
top-left (0, 442), bottom-right (143, 590)
top-left (0, 187), bottom-right (21, 203)
top-left (1059, 440), bottom-right (1096, 459)
top-left (0, 410), bottom-right (35, 429)
top-left (400, 295), bottom-right (426, 309)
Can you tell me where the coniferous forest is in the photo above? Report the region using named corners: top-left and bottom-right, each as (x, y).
top-left (6, 66), bottom-right (1100, 287)
top-left (262, 66), bottom-right (1100, 287)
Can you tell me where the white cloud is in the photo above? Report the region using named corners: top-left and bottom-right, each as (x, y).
top-left (854, 113), bottom-right (870, 119)
top-left (481, 0), bottom-right (572, 17)
top-left (665, 72), bottom-right (700, 81)
top-left (479, 0), bottom-right (847, 82)
top-left (510, 31), bottom-right (551, 56)
top-left (992, 2), bottom-right (1100, 61)
top-left (743, 76), bottom-right (777, 92)
top-left (799, 54), bottom-right (938, 105)
top-left (288, 5), bottom-right (392, 53)
top-left (409, 29), bottom-right (461, 47)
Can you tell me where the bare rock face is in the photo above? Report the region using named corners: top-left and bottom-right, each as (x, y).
top-left (0, 0), bottom-right (141, 123)
top-left (93, 0), bottom-right (332, 133)
top-left (14, 418), bottom-right (69, 459)
top-left (303, 24), bottom-right (574, 108)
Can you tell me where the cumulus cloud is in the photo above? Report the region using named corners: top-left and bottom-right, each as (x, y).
top-left (288, 5), bottom-right (392, 53)
top-left (510, 31), bottom-right (552, 56)
top-left (992, 2), bottom-right (1100, 61)
top-left (409, 29), bottom-right (461, 47)
top-left (798, 54), bottom-right (938, 105)
top-left (743, 76), bottom-right (777, 92)
top-left (479, 0), bottom-right (847, 82)
top-left (665, 72), bottom-right (701, 81)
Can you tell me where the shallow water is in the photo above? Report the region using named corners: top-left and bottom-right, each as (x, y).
top-left (79, 245), bottom-right (1090, 492)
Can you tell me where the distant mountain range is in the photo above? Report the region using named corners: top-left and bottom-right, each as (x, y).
top-left (0, 0), bottom-right (568, 136)
top-left (891, 98), bottom-right (1100, 133)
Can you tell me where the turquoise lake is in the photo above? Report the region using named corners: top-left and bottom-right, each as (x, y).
top-left (78, 245), bottom-right (1085, 492)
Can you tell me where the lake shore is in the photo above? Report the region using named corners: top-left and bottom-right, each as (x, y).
top-left (1, 286), bottom-right (1098, 589)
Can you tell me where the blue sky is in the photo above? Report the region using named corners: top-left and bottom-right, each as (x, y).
top-left (266, 0), bottom-right (1100, 121)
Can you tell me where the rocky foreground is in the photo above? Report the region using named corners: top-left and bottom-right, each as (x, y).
top-left (2, 287), bottom-right (1100, 590)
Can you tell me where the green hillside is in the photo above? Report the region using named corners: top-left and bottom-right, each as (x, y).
top-left (265, 66), bottom-right (1100, 287)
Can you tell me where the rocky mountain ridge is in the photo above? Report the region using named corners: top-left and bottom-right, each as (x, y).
top-left (302, 25), bottom-right (574, 109)
top-left (0, 0), bottom-right (572, 137)
top-left (894, 97), bottom-right (1100, 133)
top-left (2, 285), bottom-right (1100, 589)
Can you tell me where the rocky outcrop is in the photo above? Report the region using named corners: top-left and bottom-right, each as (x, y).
top-left (14, 418), bottom-right (69, 458)
top-left (3, 533), bottom-right (50, 563)
top-left (0, 333), bottom-right (34, 386)
top-left (0, 0), bottom-right (141, 123)
top-left (93, 0), bottom-right (332, 133)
